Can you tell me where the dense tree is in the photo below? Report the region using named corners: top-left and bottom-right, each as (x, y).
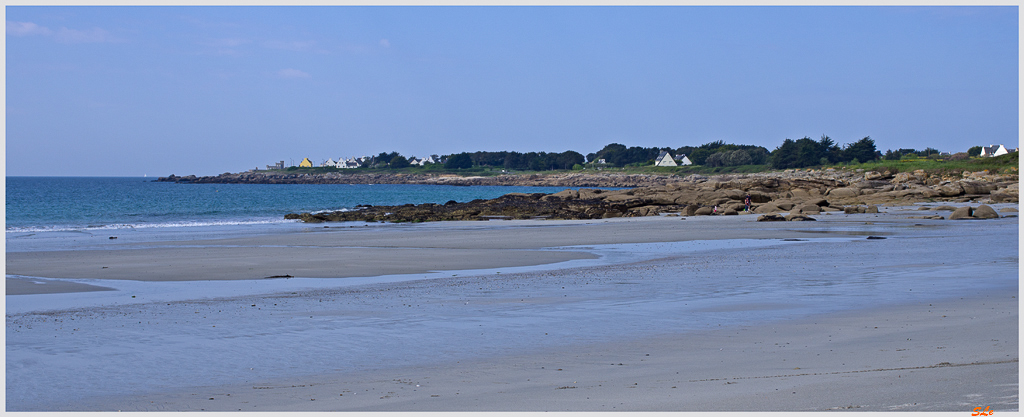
top-left (556, 151), bottom-right (586, 170)
top-left (471, 151), bottom-right (505, 167)
top-left (672, 141), bottom-right (768, 166)
top-left (841, 137), bottom-right (878, 163)
top-left (703, 152), bottom-right (726, 167)
top-left (770, 137), bottom-right (837, 169)
top-left (435, 150), bottom-right (585, 171)
top-left (727, 149), bottom-right (752, 166)
top-left (883, 146), bottom-right (943, 160)
top-left (885, 148), bottom-right (918, 160)
top-left (348, 134), bottom-right (900, 172)
top-left (444, 153), bottom-right (473, 169)
top-left (389, 155), bottom-right (410, 168)
top-left (968, 146), bottom-right (983, 157)
top-left (592, 143), bottom-right (662, 167)
top-left (687, 148), bottom-right (713, 166)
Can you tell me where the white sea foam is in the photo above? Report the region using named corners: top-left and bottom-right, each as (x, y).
top-left (309, 207), bottom-right (358, 215)
top-left (5, 218), bottom-right (299, 234)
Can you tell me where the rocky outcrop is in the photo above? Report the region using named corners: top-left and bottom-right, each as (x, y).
top-left (160, 168), bottom-right (1018, 205)
top-left (279, 168), bottom-right (1018, 223)
top-left (284, 192), bottom-right (652, 223)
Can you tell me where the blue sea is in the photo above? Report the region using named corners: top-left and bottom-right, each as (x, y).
top-left (6, 177), bottom-right (596, 233)
top-left (5, 177), bottom-right (609, 252)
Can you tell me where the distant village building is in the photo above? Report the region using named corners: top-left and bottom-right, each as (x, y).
top-left (409, 155), bottom-right (438, 166)
top-left (980, 144), bottom-right (1010, 157)
top-left (266, 154), bottom-right (439, 170)
top-left (655, 151), bottom-right (677, 167)
top-left (339, 157), bottom-right (361, 168)
top-left (675, 154), bottom-right (693, 166)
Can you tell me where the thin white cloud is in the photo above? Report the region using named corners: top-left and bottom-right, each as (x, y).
top-left (7, 21), bottom-right (52, 36)
top-left (54, 27), bottom-right (121, 44)
top-left (6, 21), bottom-right (121, 43)
top-left (263, 40), bottom-right (317, 52)
top-left (206, 38), bottom-right (249, 48)
top-left (196, 38), bottom-right (251, 56)
top-left (278, 68), bottom-right (311, 79)
top-left (379, 38), bottom-right (390, 48)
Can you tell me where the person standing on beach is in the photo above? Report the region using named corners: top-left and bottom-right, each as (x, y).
top-left (744, 194), bottom-right (751, 212)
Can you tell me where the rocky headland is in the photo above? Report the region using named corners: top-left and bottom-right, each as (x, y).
top-left (280, 168), bottom-right (1019, 223)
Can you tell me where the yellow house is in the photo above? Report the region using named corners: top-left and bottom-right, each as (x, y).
top-left (299, 158), bottom-right (313, 168)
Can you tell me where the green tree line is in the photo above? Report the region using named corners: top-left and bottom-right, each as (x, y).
top-left (326, 135), bottom-right (995, 171)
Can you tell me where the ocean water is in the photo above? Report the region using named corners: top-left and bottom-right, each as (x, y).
top-left (6, 176), bottom-right (595, 237)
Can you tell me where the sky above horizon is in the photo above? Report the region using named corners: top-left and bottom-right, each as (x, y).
top-left (6, 6), bottom-right (1019, 177)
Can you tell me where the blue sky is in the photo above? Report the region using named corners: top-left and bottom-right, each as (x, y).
top-left (6, 6), bottom-right (1019, 176)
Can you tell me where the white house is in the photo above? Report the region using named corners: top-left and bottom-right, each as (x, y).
top-left (675, 154), bottom-right (693, 166)
top-left (321, 158), bottom-right (337, 168)
top-left (338, 157), bottom-right (361, 169)
top-left (655, 151), bottom-right (677, 167)
top-left (980, 144), bottom-right (1010, 157)
top-left (408, 155), bottom-right (438, 166)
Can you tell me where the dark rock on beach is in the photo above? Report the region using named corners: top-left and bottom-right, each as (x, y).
top-left (972, 205), bottom-right (1000, 219)
top-left (948, 205), bottom-right (1001, 220)
top-left (284, 193), bottom-right (631, 222)
top-left (949, 207), bottom-right (974, 220)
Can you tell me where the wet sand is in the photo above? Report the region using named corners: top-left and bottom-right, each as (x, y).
top-left (5, 277), bottom-right (116, 295)
top-left (100, 290), bottom-right (1017, 412)
top-left (8, 213), bottom-right (822, 291)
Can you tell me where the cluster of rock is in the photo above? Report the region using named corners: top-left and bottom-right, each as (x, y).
top-left (284, 168), bottom-right (1018, 223)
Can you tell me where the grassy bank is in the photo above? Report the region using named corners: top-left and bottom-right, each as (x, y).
top-left (842, 152), bottom-right (1018, 176)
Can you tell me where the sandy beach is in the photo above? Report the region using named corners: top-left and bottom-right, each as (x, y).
top-left (93, 289), bottom-right (1018, 412)
top-left (6, 205), bottom-right (1019, 412)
